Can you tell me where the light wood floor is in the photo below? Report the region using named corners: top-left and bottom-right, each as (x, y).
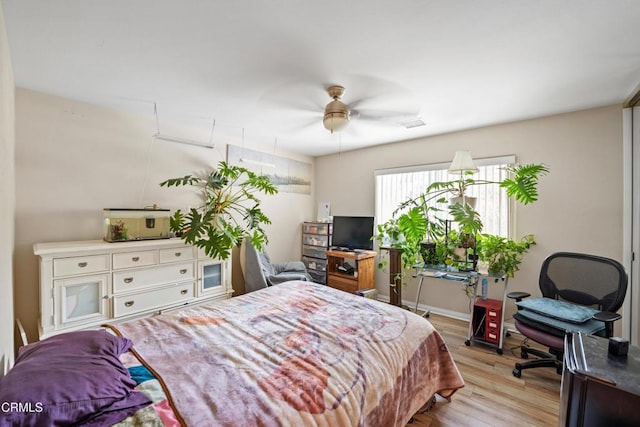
top-left (410, 313), bottom-right (561, 427)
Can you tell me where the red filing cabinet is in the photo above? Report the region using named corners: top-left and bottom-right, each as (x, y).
top-left (471, 298), bottom-right (503, 345)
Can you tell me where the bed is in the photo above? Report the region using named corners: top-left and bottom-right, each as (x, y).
top-left (1, 281), bottom-right (464, 426)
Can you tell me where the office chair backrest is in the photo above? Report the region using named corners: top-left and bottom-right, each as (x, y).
top-left (539, 252), bottom-right (627, 312)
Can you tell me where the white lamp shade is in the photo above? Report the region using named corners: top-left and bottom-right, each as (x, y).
top-left (448, 151), bottom-right (478, 174)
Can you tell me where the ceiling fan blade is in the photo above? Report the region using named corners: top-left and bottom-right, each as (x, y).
top-left (276, 116), bottom-right (322, 134)
top-left (352, 108), bottom-right (418, 124)
top-left (259, 80), bottom-right (326, 112)
top-left (261, 98), bottom-right (322, 115)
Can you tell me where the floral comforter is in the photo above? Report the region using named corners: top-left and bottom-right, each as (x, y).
top-left (108, 281), bottom-right (464, 426)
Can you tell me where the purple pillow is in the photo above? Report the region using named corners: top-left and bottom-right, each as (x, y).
top-left (0, 330), bottom-right (151, 426)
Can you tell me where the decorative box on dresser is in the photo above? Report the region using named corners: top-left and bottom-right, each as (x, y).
top-left (301, 221), bottom-right (332, 284)
top-left (33, 238), bottom-right (232, 339)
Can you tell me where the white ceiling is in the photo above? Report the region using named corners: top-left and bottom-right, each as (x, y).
top-left (3, 1), bottom-right (640, 157)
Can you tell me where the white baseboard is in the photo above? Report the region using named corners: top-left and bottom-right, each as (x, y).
top-left (377, 294), bottom-right (470, 321)
top-left (376, 294), bottom-right (520, 337)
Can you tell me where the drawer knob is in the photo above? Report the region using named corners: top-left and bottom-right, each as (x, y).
top-left (124, 301), bottom-right (135, 307)
top-left (175, 252), bottom-right (182, 257)
top-left (124, 277), bottom-right (134, 284)
top-left (180, 269), bottom-right (187, 274)
top-left (132, 256), bottom-right (140, 262)
top-left (78, 262), bottom-right (88, 268)
top-left (180, 289), bottom-right (188, 295)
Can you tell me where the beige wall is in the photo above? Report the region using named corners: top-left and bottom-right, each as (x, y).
top-left (0, 3), bottom-right (15, 374)
top-left (315, 105), bottom-right (624, 324)
top-left (13, 89), bottom-right (313, 342)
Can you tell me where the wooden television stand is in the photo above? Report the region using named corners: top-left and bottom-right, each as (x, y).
top-left (326, 249), bottom-right (376, 294)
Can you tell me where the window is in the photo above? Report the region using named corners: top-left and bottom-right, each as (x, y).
top-left (374, 155), bottom-right (516, 237)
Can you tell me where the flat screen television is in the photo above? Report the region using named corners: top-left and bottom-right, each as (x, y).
top-left (331, 216), bottom-right (375, 251)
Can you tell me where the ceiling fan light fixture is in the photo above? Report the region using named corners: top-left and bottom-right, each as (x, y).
top-left (323, 93), bottom-right (350, 133)
top-left (322, 85), bottom-right (349, 133)
top-left (323, 111), bottom-right (349, 133)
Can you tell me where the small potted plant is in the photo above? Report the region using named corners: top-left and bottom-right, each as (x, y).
top-left (476, 233), bottom-right (536, 278)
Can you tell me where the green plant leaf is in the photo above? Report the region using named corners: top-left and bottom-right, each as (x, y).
top-left (449, 202), bottom-right (483, 235)
top-left (397, 207), bottom-right (428, 243)
top-left (159, 175), bottom-right (201, 188)
top-left (501, 164), bottom-right (549, 204)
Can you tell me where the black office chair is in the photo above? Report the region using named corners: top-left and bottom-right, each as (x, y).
top-left (508, 252), bottom-right (627, 378)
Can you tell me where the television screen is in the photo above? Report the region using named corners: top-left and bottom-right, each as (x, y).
top-left (331, 216), bottom-right (375, 251)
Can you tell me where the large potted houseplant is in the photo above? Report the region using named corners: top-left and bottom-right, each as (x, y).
top-left (160, 161), bottom-right (278, 260)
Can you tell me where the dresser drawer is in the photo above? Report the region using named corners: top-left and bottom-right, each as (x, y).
top-left (302, 223), bottom-right (332, 235)
top-left (53, 255), bottom-right (109, 277)
top-left (485, 329), bottom-right (500, 344)
top-left (113, 262), bottom-right (194, 292)
top-left (302, 246), bottom-right (327, 259)
top-left (303, 256), bottom-right (327, 272)
top-left (159, 247), bottom-right (194, 264)
top-left (303, 234), bottom-right (330, 247)
top-left (487, 309), bottom-right (500, 318)
top-left (113, 283), bottom-right (194, 317)
top-left (308, 270), bottom-right (326, 284)
top-left (112, 250), bottom-right (158, 270)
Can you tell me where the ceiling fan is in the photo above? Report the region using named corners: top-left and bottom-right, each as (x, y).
top-left (259, 77), bottom-right (422, 136)
top-left (320, 83), bottom-right (422, 134)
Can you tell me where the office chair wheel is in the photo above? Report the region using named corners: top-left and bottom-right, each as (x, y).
top-left (513, 368), bottom-right (522, 378)
top-left (497, 348), bottom-right (503, 355)
top-left (464, 339), bottom-right (471, 346)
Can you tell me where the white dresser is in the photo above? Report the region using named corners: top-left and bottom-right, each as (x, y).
top-left (34, 238), bottom-right (232, 339)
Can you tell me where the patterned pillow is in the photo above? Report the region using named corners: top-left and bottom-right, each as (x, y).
top-left (516, 297), bottom-right (599, 324)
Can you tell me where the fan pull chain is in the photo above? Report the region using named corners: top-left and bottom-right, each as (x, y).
top-left (241, 127), bottom-right (245, 157)
top-left (153, 102), bottom-right (160, 135)
top-left (208, 118), bottom-right (216, 145)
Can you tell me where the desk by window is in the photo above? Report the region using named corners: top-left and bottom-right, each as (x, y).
top-left (414, 265), bottom-right (509, 353)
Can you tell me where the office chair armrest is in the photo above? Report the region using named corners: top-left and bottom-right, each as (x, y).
top-left (507, 291), bottom-right (531, 303)
top-left (593, 311), bottom-right (621, 323)
top-left (593, 311), bottom-right (621, 338)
